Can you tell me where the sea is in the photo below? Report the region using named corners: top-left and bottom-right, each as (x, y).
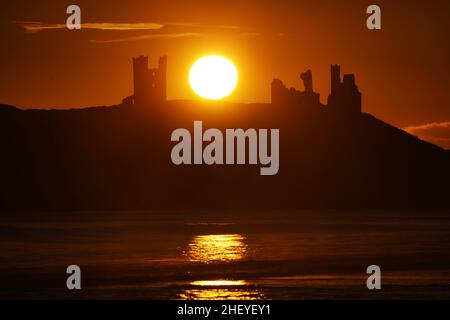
top-left (1, 210), bottom-right (450, 299)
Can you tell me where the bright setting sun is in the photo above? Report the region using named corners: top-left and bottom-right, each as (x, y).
top-left (189, 55), bottom-right (238, 100)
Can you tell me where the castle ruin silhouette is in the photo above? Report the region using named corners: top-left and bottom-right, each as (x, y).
top-left (271, 64), bottom-right (361, 114)
top-left (1, 56), bottom-right (449, 213)
top-left (123, 55), bottom-right (361, 115)
top-left (123, 55), bottom-right (167, 105)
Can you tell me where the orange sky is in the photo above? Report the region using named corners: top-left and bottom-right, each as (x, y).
top-left (1, 0), bottom-right (449, 132)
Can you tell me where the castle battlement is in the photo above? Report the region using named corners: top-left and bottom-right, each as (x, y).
top-left (131, 55), bottom-right (167, 106)
top-left (271, 69), bottom-right (321, 108)
top-left (271, 65), bottom-right (361, 115)
top-left (327, 65), bottom-right (361, 114)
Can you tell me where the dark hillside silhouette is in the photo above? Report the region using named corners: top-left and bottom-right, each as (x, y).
top-left (1, 101), bottom-right (448, 211)
top-left (0, 56), bottom-right (448, 212)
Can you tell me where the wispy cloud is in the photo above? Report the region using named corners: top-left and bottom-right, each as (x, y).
top-left (404, 121), bottom-right (450, 150)
top-left (89, 33), bottom-right (202, 43)
top-left (14, 21), bottom-right (164, 33)
top-left (165, 22), bottom-right (239, 30)
top-left (14, 20), bottom-right (267, 43)
top-left (14, 21), bottom-right (240, 34)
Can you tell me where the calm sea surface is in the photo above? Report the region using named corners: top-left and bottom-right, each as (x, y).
top-left (1, 211), bottom-right (450, 299)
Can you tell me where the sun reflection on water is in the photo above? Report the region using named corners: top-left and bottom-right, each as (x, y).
top-left (191, 280), bottom-right (246, 286)
top-left (179, 280), bottom-right (265, 300)
top-left (180, 234), bottom-right (264, 299)
top-left (186, 234), bottom-right (247, 263)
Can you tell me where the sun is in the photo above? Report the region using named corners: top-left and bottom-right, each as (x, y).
top-left (189, 55), bottom-right (238, 100)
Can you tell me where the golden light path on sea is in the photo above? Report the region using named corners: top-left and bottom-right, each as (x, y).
top-left (179, 279), bottom-right (264, 300)
top-left (180, 234), bottom-right (265, 299)
top-left (186, 234), bottom-right (247, 263)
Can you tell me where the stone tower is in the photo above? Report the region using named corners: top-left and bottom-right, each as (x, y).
top-left (327, 64), bottom-right (361, 114)
top-left (132, 55), bottom-right (167, 106)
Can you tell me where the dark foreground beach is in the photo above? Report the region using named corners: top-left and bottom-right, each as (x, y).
top-left (1, 210), bottom-right (450, 299)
